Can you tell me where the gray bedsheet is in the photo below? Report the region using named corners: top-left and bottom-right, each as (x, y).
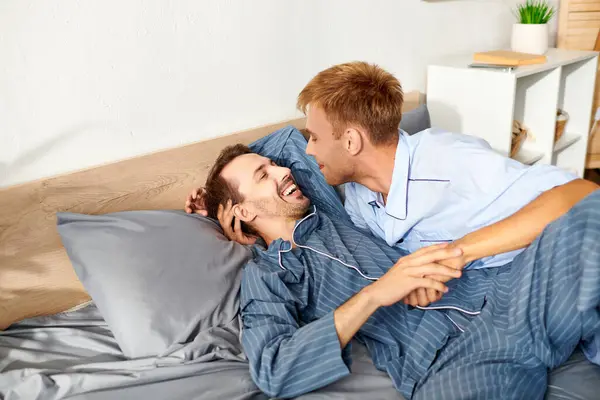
top-left (1, 304), bottom-right (599, 400)
top-left (0, 304), bottom-right (399, 400)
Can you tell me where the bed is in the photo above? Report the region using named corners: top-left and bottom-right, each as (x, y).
top-left (1, 92), bottom-right (599, 399)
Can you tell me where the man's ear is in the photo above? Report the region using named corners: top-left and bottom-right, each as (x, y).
top-left (233, 204), bottom-right (256, 223)
top-left (344, 127), bottom-right (364, 156)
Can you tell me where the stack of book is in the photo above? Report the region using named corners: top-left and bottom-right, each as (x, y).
top-left (469, 50), bottom-right (547, 71)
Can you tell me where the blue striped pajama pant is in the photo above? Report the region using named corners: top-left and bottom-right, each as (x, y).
top-left (414, 190), bottom-right (600, 400)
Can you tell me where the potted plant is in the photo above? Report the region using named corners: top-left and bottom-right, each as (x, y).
top-left (511, 0), bottom-right (556, 55)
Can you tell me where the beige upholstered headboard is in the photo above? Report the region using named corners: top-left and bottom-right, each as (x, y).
top-left (0, 91), bottom-right (423, 327)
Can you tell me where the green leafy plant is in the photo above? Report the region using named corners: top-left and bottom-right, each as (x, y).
top-left (514, 0), bottom-right (556, 24)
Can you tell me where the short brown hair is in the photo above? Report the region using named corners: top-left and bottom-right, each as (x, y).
top-left (204, 144), bottom-right (253, 231)
top-left (297, 61), bottom-right (403, 146)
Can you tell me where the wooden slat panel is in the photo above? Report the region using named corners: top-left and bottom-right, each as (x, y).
top-left (558, 0), bottom-right (572, 48)
top-left (571, 4), bottom-right (600, 12)
top-left (570, 20), bottom-right (600, 29)
top-left (565, 27), bottom-right (600, 36)
top-left (564, 36), bottom-right (599, 48)
top-left (569, 11), bottom-right (600, 20)
top-left (587, 153), bottom-right (600, 168)
top-left (589, 135), bottom-right (600, 153)
top-left (559, 0), bottom-right (600, 164)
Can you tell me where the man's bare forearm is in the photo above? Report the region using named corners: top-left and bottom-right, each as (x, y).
top-left (336, 248), bottom-right (461, 335)
top-left (333, 289), bottom-right (379, 348)
top-left (454, 179), bottom-right (599, 263)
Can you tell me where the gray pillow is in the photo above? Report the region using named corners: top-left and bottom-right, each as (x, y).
top-left (400, 104), bottom-right (431, 135)
top-left (57, 210), bottom-right (252, 359)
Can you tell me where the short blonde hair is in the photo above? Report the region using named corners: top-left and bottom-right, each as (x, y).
top-left (297, 61), bottom-right (404, 146)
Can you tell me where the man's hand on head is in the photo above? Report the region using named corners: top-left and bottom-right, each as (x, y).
top-left (218, 199), bottom-right (258, 246)
top-left (184, 188), bottom-right (257, 245)
top-left (185, 187), bottom-right (208, 216)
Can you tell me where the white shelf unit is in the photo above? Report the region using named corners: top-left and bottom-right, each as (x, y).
top-left (426, 48), bottom-right (598, 178)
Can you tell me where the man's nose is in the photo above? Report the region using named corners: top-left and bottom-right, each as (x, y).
top-left (271, 165), bottom-right (292, 182)
top-left (306, 140), bottom-right (314, 156)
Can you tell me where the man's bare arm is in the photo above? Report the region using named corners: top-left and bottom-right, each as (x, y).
top-left (452, 179), bottom-right (599, 264)
top-left (406, 179), bottom-right (599, 307)
top-left (334, 290), bottom-right (379, 348)
top-left (334, 247), bottom-right (462, 347)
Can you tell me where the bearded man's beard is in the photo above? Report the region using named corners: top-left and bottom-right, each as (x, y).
top-left (251, 199), bottom-right (310, 219)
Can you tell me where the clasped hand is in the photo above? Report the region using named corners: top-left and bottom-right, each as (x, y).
top-left (364, 244), bottom-right (465, 308)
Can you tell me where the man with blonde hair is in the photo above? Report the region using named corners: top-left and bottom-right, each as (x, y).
top-left (195, 61), bottom-right (597, 309)
top-left (296, 61), bottom-right (598, 308)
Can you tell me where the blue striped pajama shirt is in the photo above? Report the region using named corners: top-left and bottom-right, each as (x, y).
top-left (242, 127), bottom-right (600, 399)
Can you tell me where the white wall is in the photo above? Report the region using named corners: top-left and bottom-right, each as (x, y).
top-left (0, 0), bottom-right (559, 187)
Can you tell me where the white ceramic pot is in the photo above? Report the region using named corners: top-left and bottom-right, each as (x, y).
top-left (511, 23), bottom-right (549, 55)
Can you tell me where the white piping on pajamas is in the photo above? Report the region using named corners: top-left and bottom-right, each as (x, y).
top-left (416, 304), bottom-right (481, 316)
top-left (444, 313), bottom-right (466, 333)
top-left (277, 210), bottom-right (317, 271)
top-left (296, 243), bottom-right (379, 281)
top-left (278, 207), bottom-right (481, 317)
top-left (278, 208), bottom-right (378, 281)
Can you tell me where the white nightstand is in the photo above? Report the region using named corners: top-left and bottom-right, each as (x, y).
top-left (426, 48), bottom-right (599, 177)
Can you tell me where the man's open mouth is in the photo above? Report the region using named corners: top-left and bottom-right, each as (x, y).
top-left (280, 180), bottom-right (299, 197)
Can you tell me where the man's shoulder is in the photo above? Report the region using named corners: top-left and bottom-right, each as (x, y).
top-left (241, 255), bottom-right (284, 295)
top-left (409, 127), bottom-right (492, 152)
top-left (243, 252), bottom-right (280, 277)
top-left (244, 245), bottom-right (303, 279)
top-left (240, 247), bottom-right (307, 304)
